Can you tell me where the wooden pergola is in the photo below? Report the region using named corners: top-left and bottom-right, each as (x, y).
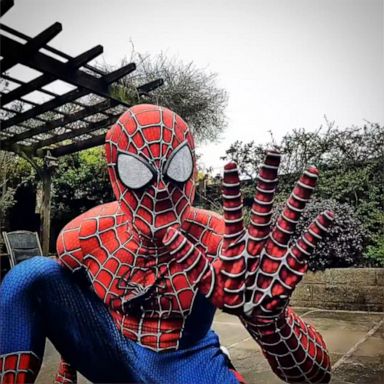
top-left (0, 0), bottom-right (163, 253)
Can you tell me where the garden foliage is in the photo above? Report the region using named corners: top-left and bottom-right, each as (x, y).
top-left (221, 122), bottom-right (384, 268)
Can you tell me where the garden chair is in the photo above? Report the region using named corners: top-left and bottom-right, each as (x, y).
top-left (2, 230), bottom-right (43, 268)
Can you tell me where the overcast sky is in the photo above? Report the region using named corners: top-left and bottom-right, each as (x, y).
top-left (3, 0), bottom-right (384, 171)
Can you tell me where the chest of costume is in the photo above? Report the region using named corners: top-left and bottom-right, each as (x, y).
top-left (79, 220), bottom-right (198, 319)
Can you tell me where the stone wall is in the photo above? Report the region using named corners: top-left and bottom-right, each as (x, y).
top-left (291, 268), bottom-right (384, 312)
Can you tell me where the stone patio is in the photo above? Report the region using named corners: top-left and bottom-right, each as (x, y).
top-left (36, 308), bottom-right (384, 384)
top-left (213, 308), bottom-right (384, 384)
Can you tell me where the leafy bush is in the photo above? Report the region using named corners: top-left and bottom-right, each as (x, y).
top-left (273, 199), bottom-right (365, 271)
top-left (363, 209), bottom-right (384, 267)
top-left (364, 237), bottom-right (384, 267)
top-left (224, 197), bottom-right (364, 271)
top-left (52, 147), bottom-right (113, 223)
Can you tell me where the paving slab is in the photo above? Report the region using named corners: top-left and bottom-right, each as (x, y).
top-left (212, 309), bottom-right (384, 384)
top-left (36, 342), bottom-right (88, 384)
top-left (35, 308), bottom-right (384, 384)
top-left (331, 321), bottom-right (384, 384)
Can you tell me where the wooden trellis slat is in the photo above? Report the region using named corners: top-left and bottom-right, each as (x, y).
top-left (3, 99), bottom-right (116, 146)
top-left (0, 63), bottom-right (136, 130)
top-left (0, 0), bottom-right (13, 17)
top-left (135, 78), bottom-right (164, 95)
top-left (1, 88), bottom-right (88, 130)
top-left (1, 104), bottom-right (52, 125)
top-left (50, 133), bottom-right (107, 157)
top-left (0, 22), bottom-right (63, 72)
top-left (35, 115), bottom-right (117, 153)
top-left (1, 72), bottom-right (118, 121)
top-left (1, 23), bottom-right (106, 76)
top-left (1, 45), bottom-right (104, 106)
top-left (1, 35), bottom-right (136, 103)
top-left (1, 77), bottom-right (163, 141)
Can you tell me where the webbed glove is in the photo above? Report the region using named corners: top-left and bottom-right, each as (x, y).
top-left (162, 150), bottom-right (334, 321)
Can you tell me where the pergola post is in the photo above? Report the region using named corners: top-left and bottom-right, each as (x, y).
top-left (18, 151), bottom-right (56, 255)
top-left (40, 153), bottom-right (57, 255)
top-left (41, 167), bottom-right (52, 255)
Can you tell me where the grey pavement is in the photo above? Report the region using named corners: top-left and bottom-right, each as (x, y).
top-left (212, 308), bottom-right (384, 384)
top-left (35, 308), bottom-right (384, 384)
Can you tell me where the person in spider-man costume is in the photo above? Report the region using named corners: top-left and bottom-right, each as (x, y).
top-left (0, 104), bottom-right (334, 384)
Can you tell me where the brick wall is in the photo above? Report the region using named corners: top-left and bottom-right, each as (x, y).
top-left (291, 268), bottom-right (384, 312)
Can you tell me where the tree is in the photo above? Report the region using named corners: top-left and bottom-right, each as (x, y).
top-left (222, 121), bottom-right (383, 176)
top-left (108, 51), bottom-right (228, 143)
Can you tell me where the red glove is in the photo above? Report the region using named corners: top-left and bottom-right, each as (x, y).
top-left (163, 150), bottom-right (333, 320)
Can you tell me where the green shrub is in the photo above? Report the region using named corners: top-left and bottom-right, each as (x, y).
top-left (364, 238), bottom-right (384, 267)
top-left (273, 199), bottom-right (365, 271)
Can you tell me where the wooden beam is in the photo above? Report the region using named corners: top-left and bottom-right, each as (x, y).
top-left (0, 23), bottom-right (63, 72)
top-left (0, 77), bottom-right (163, 132)
top-left (1, 24), bottom-right (106, 76)
top-left (1, 35), bottom-right (135, 103)
top-left (1, 87), bottom-right (88, 130)
top-left (0, 105), bottom-right (54, 125)
top-left (34, 115), bottom-right (118, 154)
top-left (40, 168), bottom-right (52, 254)
top-left (0, 0), bottom-right (14, 17)
top-left (0, 78), bottom-right (164, 147)
top-left (104, 65), bottom-right (137, 83)
top-left (1, 45), bottom-right (104, 106)
top-left (2, 99), bottom-right (117, 145)
top-left (137, 79), bottom-right (164, 95)
top-left (1, 73), bottom-right (110, 116)
top-left (50, 133), bottom-right (106, 157)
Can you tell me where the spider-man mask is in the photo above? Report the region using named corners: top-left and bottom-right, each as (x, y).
top-left (105, 104), bottom-right (196, 241)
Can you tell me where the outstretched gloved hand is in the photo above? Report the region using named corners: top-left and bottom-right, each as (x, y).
top-left (163, 150), bottom-right (334, 321)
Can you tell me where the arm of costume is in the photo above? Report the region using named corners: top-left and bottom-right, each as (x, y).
top-left (240, 308), bottom-right (330, 383)
top-left (165, 226), bottom-right (331, 384)
top-left (164, 225), bottom-right (331, 384)
top-left (163, 151), bottom-right (332, 384)
top-left (56, 215), bottom-right (84, 272)
top-left (53, 216), bottom-right (85, 383)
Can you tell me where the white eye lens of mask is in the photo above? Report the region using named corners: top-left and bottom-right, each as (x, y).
top-left (117, 154), bottom-right (154, 189)
top-left (165, 143), bottom-right (193, 183)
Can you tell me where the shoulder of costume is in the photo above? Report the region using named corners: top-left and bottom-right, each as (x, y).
top-left (78, 201), bottom-right (125, 254)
